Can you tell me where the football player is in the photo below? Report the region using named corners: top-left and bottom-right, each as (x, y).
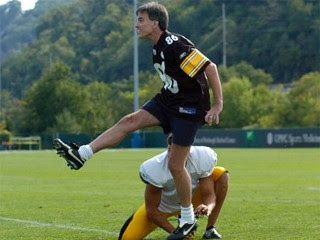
top-left (119, 134), bottom-right (228, 240)
top-left (54, 2), bottom-right (223, 239)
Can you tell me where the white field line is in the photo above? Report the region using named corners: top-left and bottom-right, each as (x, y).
top-left (227, 197), bottom-right (319, 204)
top-left (0, 148), bottom-right (165, 154)
top-left (0, 216), bottom-right (118, 236)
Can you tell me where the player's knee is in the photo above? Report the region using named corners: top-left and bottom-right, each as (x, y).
top-left (218, 172), bottom-right (229, 192)
top-left (118, 114), bottom-right (138, 133)
top-left (222, 172), bottom-right (229, 185)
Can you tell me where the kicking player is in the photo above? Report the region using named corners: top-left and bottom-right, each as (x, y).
top-left (119, 135), bottom-right (228, 240)
top-left (53, 2), bottom-right (223, 239)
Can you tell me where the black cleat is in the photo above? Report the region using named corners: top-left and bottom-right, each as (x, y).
top-left (53, 138), bottom-right (85, 170)
top-left (202, 226), bottom-right (222, 239)
top-left (167, 219), bottom-right (197, 240)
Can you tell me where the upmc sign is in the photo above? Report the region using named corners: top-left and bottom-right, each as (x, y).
top-left (194, 128), bottom-right (320, 148)
top-left (266, 130), bottom-right (320, 147)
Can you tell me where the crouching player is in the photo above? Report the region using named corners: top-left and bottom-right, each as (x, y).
top-left (119, 135), bottom-right (229, 240)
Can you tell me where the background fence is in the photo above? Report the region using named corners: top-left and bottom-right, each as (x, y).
top-left (5, 127), bottom-right (317, 150)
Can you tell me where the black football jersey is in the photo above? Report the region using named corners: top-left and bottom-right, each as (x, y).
top-left (152, 31), bottom-right (211, 121)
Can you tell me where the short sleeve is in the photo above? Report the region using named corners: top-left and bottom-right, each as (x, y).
top-left (179, 49), bottom-right (210, 78)
top-left (139, 152), bottom-right (167, 188)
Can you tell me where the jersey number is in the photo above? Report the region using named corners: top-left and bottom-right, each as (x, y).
top-left (165, 35), bottom-right (178, 45)
top-left (154, 62), bottom-right (179, 94)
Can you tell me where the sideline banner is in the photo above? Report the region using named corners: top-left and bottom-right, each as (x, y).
top-left (194, 128), bottom-right (320, 148)
top-left (44, 127), bottom-right (320, 149)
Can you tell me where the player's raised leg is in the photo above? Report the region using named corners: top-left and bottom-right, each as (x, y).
top-left (54, 109), bottom-right (160, 169)
top-left (90, 109), bottom-right (160, 153)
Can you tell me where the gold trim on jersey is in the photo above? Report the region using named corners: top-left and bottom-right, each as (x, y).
top-left (180, 49), bottom-right (208, 78)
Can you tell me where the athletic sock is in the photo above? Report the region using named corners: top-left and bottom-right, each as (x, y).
top-left (78, 145), bottom-right (93, 161)
top-left (180, 205), bottom-right (194, 225)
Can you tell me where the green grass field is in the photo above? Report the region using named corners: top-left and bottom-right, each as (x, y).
top-left (0, 148), bottom-right (319, 240)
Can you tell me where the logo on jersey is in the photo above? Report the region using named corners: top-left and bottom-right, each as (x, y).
top-left (140, 172), bottom-right (150, 183)
top-left (179, 107), bottom-right (196, 115)
top-left (179, 52), bottom-right (187, 59)
top-left (154, 61), bottom-right (179, 94)
top-left (160, 51), bottom-right (165, 60)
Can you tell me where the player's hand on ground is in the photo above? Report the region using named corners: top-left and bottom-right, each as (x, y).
top-left (195, 204), bottom-right (212, 216)
top-left (205, 103), bottom-right (222, 125)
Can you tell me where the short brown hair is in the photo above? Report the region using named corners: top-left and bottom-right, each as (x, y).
top-left (136, 1), bottom-right (169, 31)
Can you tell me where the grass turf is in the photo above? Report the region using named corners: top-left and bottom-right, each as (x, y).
top-left (0, 148), bottom-right (319, 240)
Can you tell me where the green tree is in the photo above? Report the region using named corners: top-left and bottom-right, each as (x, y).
top-left (218, 62), bottom-right (273, 85)
top-left (48, 109), bottom-right (83, 134)
top-left (24, 62), bottom-right (86, 132)
top-left (286, 72), bottom-right (320, 127)
top-left (0, 90), bottom-right (26, 133)
top-left (230, 62), bottom-right (273, 86)
top-left (250, 84), bottom-right (274, 127)
top-left (258, 85), bottom-right (289, 128)
top-left (1, 47), bottom-right (44, 98)
top-left (3, 0), bottom-right (319, 98)
top-left (0, 0), bottom-right (21, 31)
top-left (107, 71), bottom-right (163, 123)
top-left (0, 122), bottom-right (12, 144)
top-left (1, 0), bottom-right (319, 133)
top-left (219, 77), bottom-right (254, 128)
top-left (81, 81), bottom-right (115, 136)
top-left (260, 72), bottom-right (320, 128)
top-left (1, 0), bottom-right (77, 61)
top-left (138, 71), bottom-right (163, 105)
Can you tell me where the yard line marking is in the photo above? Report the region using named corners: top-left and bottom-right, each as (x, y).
top-left (0, 216), bottom-right (118, 236)
top-left (308, 187), bottom-right (320, 191)
top-left (228, 197), bottom-right (318, 204)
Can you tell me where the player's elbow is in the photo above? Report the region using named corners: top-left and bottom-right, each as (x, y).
top-left (206, 62), bottom-right (217, 72)
top-left (146, 207), bottom-right (157, 221)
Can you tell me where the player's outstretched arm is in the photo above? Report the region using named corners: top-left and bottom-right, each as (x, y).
top-left (145, 184), bottom-right (175, 233)
top-left (204, 63), bottom-right (223, 126)
top-left (196, 176), bottom-right (216, 216)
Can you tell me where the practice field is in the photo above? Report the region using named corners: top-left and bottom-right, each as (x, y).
top-left (0, 148), bottom-right (319, 240)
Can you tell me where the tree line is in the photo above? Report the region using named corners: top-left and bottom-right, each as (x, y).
top-left (0, 0), bottom-right (77, 61)
top-left (0, 0), bottom-right (319, 137)
top-left (2, 61), bottom-right (319, 137)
